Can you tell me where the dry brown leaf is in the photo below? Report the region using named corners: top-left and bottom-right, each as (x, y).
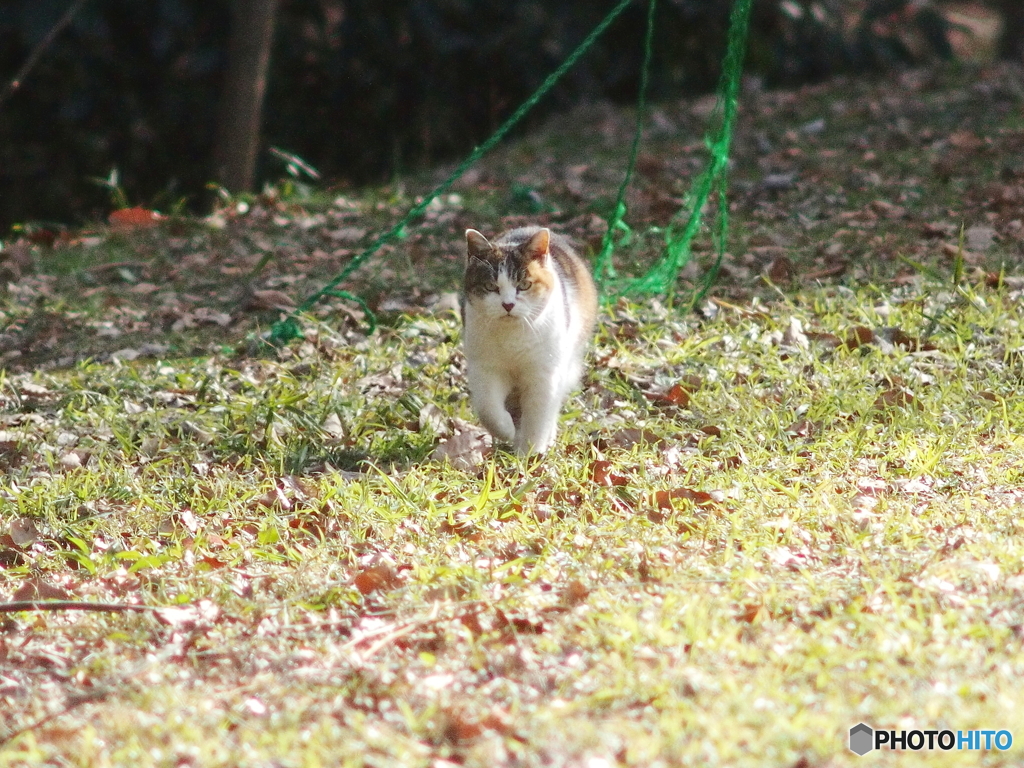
top-left (418, 404), bottom-right (448, 435)
top-left (785, 419), bottom-right (821, 439)
top-left (430, 426), bottom-right (491, 472)
top-left (256, 485), bottom-right (292, 510)
top-left (873, 387), bottom-right (915, 410)
top-left (247, 289), bottom-right (297, 312)
top-left (12, 578), bottom-right (70, 602)
top-left (108, 207), bottom-right (163, 229)
top-left (562, 579), bottom-right (590, 606)
top-left (601, 428), bottom-right (663, 451)
top-left (9, 518), bottom-right (40, 547)
top-left (353, 564), bottom-right (397, 595)
top-left (591, 460), bottom-right (628, 487)
top-left (766, 255), bottom-right (794, 283)
top-left (655, 487), bottom-right (716, 510)
top-left (737, 603), bottom-right (771, 624)
top-left (803, 330), bottom-right (842, 347)
top-left (844, 326), bottom-right (875, 349)
top-left (438, 515), bottom-right (480, 539)
top-left (648, 382), bottom-right (692, 408)
top-left (948, 130), bottom-right (983, 150)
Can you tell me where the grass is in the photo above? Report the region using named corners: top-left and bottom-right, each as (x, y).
top-left (2, 63), bottom-right (1024, 766)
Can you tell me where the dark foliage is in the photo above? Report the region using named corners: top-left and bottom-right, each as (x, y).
top-left (0, 0), bottom-right (1004, 233)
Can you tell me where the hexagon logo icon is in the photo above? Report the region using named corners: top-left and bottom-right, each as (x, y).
top-left (849, 723), bottom-right (874, 756)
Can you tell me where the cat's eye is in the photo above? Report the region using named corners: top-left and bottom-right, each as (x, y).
top-left (516, 279), bottom-right (532, 291)
top-left (484, 281), bottom-right (499, 292)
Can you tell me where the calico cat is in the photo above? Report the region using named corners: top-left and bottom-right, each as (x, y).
top-left (461, 226), bottom-right (598, 455)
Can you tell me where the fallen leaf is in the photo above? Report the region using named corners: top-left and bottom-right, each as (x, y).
top-left (430, 426), bottom-right (492, 472)
top-left (766, 255), bottom-right (794, 283)
top-left (327, 226), bottom-right (367, 243)
top-left (247, 289), bottom-right (296, 311)
top-left (256, 486), bottom-right (292, 510)
top-left (655, 487), bottom-right (716, 509)
top-left (191, 307), bottom-right (233, 327)
top-left (418, 404), bottom-right (448, 435)
top-left (966, 225), bottom-right (996, 251)
top-left (562, 579), bottom-right (590, 606)
top-left (60, 451), bottom-right (90, 469)
top-left (922, 221), bottom-right (956, 238)
top-left (602, 428), bottom-right (663, 450)
top-left (869, 199), bottom-right (906, 218)
top-left (886, 327), bottom-right (924, 351)
top-left (493, 608), bottom-right (544, 636)
top-left (9, 518), bottom-right (40, 547)
top-left (737, 603), bottom-right (771, 624)
top-left (322, 412), bottom-right (345, 440)
top-left (785, 418), bottom-right (820, 439)
top-left (354, 564), bottom-right (398, 595)
top-left (108, 207), bottom-right (163, 229)
top-left (591, 460), bottom-right (628, 487)
top-left (783, 316), bottom-right (808, 348)
top-left (12, 578), bottom-right (70, 602)
top-left (844, 326), bottom-right (875, 349)
top-left (873, 387), bottom-right (915, 410)
top-left (803, 262), bottom-right (847, 280)
top-left (948, 130), bottom-right (982, 150)
top-left (438, 515), bottom-right (479, 539)
top-left (649, 382), bottom-right (692, 408)
top-left (289, 513), bottom-right (329, 539)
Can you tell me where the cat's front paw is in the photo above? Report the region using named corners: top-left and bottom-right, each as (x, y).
top-left (512, 427), bottom-right (555, 456)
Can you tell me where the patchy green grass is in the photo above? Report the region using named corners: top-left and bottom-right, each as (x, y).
top-left (3, 277), bottom-right (1024, 766)
top-left (2, 63), bottom-right (1024, 766)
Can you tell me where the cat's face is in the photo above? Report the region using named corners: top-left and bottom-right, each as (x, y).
top-left (463, 229), bottom-right (554, 321)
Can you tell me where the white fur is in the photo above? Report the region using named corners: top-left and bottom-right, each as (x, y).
top-left (463, 260), bottom-right (588, 455)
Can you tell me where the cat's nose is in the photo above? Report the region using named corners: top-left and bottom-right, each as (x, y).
top-left (502, 302), bottom-right (514, 313)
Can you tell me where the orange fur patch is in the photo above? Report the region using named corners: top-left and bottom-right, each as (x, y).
top-left (525, 258), bottom-right (554, 295)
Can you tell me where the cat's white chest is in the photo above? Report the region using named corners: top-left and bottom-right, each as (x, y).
top-left (463, 299), bottom-right (565, 374)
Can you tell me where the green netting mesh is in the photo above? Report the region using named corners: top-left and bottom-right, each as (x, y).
top-left (604, 0), bottom-right (752, 304)
top-left (269, 0), bottom-right (752, 344)
top-left (593, 0), bottom-right (658, 285)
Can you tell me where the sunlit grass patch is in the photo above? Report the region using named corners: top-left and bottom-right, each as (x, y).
top-left (3, 267), bottom-right (1024, 765)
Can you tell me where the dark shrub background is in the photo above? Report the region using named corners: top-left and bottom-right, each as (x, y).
top-left (0, 0), bottom-right (1008, 232)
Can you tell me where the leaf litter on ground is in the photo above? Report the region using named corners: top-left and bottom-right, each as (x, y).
top-left (1, 62), bottom-right (1024, 766)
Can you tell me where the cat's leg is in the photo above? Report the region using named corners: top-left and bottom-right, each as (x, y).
top-left (513, 381), bottom-right (562, 455)
top-left (469, 370), bottom-right (516, 443)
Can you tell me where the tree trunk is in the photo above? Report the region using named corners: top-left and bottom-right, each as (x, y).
top-left (996, 0), bottom-right (1024, 61)
top-left (213, 0), bottom-right (279, 193)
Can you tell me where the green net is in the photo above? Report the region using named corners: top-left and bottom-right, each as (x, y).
top-left (607, 0), bottom-right (752, 304)
top-left (593, 0), bottom-right (658, 285)
top-left (269, 0), bottom-right (752, 344)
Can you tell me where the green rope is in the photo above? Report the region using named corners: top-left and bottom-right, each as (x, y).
top-left (324, 290), bottom-right (377, 334)
top-left (618, 0), bottom-right (752, 303)
top-left (269, 0), bottom-right (635, 345)
top-left (594, 0), bottom-right (657, 286)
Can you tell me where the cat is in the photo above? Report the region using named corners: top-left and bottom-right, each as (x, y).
top-left (461, 226), bottom-right (598, 455)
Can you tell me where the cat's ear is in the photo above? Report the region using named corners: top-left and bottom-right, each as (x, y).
top-left (465, 229), bottom-right (491, 261)
top-left (523, 228), bottom-right (550, 262)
